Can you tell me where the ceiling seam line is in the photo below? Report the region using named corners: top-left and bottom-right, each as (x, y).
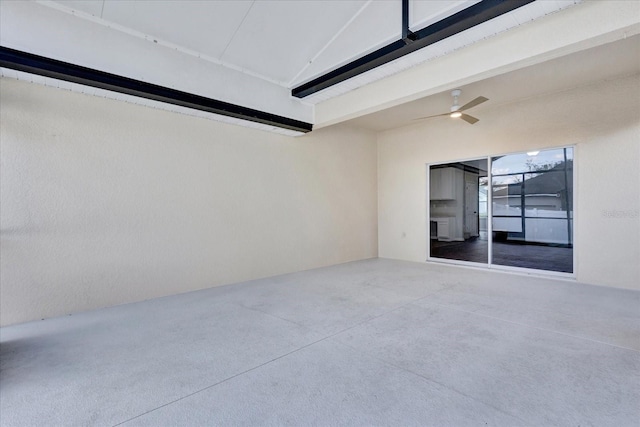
top-left (219, 0), bottom-right (255, 61)
top-left (286, 0), bottom-right (373, 88)
top-left (33, 0), bottom-right (287, 88)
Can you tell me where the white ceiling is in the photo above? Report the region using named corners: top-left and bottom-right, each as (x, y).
top-left (3, 0), bottom-right (637, 134)
top-left (347, 34), bottom-right (640, 131)
top-left (49, 0), bottom-right (478, 86)
top-left (41, 0), bottom-right (577, 89)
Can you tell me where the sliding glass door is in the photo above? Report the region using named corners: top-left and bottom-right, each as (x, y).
top-left (428, 147), bottom-right (573, 274)
top-left (491, 147), bottom-right (573, 273)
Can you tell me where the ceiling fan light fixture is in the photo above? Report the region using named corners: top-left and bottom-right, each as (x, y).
top-left (414, 89), bottom-right (487, 124)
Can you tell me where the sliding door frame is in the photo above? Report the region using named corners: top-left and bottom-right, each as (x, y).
top-left (426, 145), bottom-right (577, 279)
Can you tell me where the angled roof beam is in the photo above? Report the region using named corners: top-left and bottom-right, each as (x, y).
top-left (292, 0), bottom-right (534, 99)
top-left (0, 46), bottom-right (313, 133)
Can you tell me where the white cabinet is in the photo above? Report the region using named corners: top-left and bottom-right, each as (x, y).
top-left (434, 217), bottom-right (452, 241)
top-left (429, 166), bottom-right (466, 241)
top-left (430, 168), bottom-right (456, 200)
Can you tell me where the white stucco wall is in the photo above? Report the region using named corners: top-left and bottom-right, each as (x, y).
top-left (377, 74), bottom-right (640, 290)
top-left (2, 73), bottom-right (638, 326)
top-left (0, 78), bottom-right (378, 326)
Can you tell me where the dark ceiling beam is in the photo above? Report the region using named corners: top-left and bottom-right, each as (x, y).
top-left (292, 0), bottom-right (535, 99)
top-left (0, 46), bottom-right (313, 133)
top-left (401, 0), bottom-right (416, 43)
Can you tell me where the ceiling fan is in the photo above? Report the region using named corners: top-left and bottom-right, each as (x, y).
top-left (416, 89), bottom-right (488, 124)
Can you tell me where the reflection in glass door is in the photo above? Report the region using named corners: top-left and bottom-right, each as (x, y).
top-left (490, 147), bottom-right (573, 273)
top-left (429, 159), bottom-right (488, 264)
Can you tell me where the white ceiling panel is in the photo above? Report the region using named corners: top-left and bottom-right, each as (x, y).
top-left (51, 0), bottom-right (104, 17)
top-left (99, 0), bottom-right (253, 60)
top-left (409, 0), bottom-right (482, 31)
top-left (221, 0), bottom-right (368, 84)
top-left (291, 0), bottom-right (401, 87)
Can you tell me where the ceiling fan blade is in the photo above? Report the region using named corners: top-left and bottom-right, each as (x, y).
top-left (459, 96), bottom-right (488, 112)
top-left (413, 112), bottom-right (450, 121)
top-left (460, 113), bottom-right (479, 124)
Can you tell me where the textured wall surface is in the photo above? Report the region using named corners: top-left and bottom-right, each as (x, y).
top-left (377, 74), bottom-right (640, 290)
top-left (0, 78), bottom-right (378, 326)
top-left (2, 73), bottom-right (638, 326)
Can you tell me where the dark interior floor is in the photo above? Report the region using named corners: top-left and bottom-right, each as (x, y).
top-left (431, 237), bottom-right (573, 273)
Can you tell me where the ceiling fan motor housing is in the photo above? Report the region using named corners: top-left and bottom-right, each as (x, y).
top-left (450, 89), bottom-right (462, 111)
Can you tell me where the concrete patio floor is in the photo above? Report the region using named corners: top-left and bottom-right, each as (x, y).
top-left (1, 258), bottom-right (638, 426)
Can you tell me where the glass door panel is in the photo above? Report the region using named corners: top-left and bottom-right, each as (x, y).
top-left (490, 148), bottom-right (573, 273)
top-left (429, 159), bottom-right (488, 264)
